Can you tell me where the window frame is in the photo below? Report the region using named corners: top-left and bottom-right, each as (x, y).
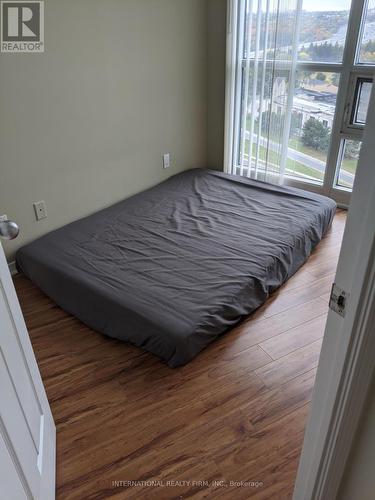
top-left (355, 0), bottom-right (375, 66)
top-left (225, 0), bottom-right (375, 207)
top-left (342, 74), bottom-right (373, 134)
top-left (334, 137), bottom-right (363, 190)
top-left (286, 0), bottom-right (374, 203)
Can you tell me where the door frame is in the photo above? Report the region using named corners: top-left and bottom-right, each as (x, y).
top-left (292, 83), bottom-right (375, 500)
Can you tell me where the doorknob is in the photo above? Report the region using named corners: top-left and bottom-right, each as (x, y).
top-left (0, 220), bottom-right (19, 240)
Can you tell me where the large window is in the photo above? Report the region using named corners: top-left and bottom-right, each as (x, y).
top-left (227, 0), bottom-right (374, 205)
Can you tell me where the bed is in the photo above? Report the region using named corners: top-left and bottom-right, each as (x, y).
top-left (16, 169), bottom-right (336, 367)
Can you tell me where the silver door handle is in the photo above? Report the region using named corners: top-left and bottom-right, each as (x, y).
top-left (0, 220), bottom-right (19, 240)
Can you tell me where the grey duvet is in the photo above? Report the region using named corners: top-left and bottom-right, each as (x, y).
top-left (16, 169), bottom-right (336, 367)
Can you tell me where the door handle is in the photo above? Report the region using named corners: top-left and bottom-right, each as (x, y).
top-left (0, 220), bottom-right (19, 240)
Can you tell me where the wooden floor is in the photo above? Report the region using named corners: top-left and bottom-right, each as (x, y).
top-left (14, 210), bottom-right (346, 500)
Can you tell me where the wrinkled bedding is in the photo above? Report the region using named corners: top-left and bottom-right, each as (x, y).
top-left (16, 169), bottom-right (336, 367)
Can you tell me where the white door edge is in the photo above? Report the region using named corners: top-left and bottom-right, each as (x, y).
top-left (293, 79), bottom-right (375, 500)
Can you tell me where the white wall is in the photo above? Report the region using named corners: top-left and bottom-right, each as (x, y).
top-left (0, 0), bottom-right (208, 260)
top-left (339, 378), bottom-right (375, 500)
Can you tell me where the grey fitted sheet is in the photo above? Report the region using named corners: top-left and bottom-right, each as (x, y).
top-left (16, 169), bottom-right (336, 367)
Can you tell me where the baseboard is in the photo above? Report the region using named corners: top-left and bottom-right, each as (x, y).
top-left (337, 202), bottom-right (349, 210)
top-left (8, 261), bottom-right (18, 276)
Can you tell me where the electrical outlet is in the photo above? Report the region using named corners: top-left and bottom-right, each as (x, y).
top-left (0, 214), bottom-right (8, 222)
top-left (163, 153), bottom-right (171, 169)
top-left (33, 201), bottom-right (47, 221)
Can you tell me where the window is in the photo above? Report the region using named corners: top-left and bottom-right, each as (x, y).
top-left (350, 77), bottom-right (372, 126)
top-left (287, 71), bottom-right (340, 184)
top-left (298, 1), bottom-right (351, 63)
top-left (226, 0), bottom-right (374, 204)
top-left (336, 139), bottom-right (362, 189)
top-left (357, 0), bottom-right (375, 64)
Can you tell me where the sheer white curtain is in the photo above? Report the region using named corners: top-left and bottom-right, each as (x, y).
top-left (234, 0), bottom-right (302, 183)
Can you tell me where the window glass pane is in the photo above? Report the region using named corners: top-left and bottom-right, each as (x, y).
top-left (358, 0), bottom-right (375, 64)
top-left (238, 66), bottom-right (291, 179)
top-left (351, 78), bottom-right (372, 125)
top-left (237, 0), bottom-right (301, 180)
top-left (336, 140), bottom-right (362, 188)
top-left (286, 71), bottom-right (340, 183)
top-left (298, 1), bottom-right (351, 63)
top-left (244, 1), bottom-right (299, 61)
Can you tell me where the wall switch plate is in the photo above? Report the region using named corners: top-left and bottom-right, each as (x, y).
top-left (33, 201), bottom-right (47, 221)
top-left (0, 214), bottom-right (8, 222)
top-left (163, 153), bottom-right (171, 169)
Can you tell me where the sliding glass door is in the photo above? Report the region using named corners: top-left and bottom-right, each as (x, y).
top-left (225, 0), bottom-right (375, 206)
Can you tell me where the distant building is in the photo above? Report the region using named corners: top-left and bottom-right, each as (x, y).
top-left (268, 77), bottom-right (336, 135)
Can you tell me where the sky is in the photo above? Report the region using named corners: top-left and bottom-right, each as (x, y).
top-left (303, 0), bottom-right (351, 11)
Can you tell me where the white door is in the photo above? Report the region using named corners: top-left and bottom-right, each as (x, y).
top-left (293, 81), bottom-right (375, 500)
top-left (0, 221), bottom-right (56, 500)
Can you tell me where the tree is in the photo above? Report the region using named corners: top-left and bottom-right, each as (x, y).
top-left (290, 111), bottom-right (303, 137)
top-left (330, 73), bottom-right (340, 87)
top-left (301, 117), bottom-right (330, 152)
top-left (304, 41), bottom-right (343, 63)
top-left (345, 141), bottom-right (361, 160)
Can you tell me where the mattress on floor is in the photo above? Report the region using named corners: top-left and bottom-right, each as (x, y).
top-left (16, 169), bottom-right (336, 367)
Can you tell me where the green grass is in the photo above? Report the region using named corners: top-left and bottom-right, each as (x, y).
top-left (246, 142), bottom-right (324, 182)
top-left (247, 130), bottom-right (328, 164)
top-left (288, 137), bottom-right (328, 163)
top-left (289, 137), bottom-right (358, 176)
top-left (244, 133), bottom-right (357, 184)
top-left (340, 157), bottom-right (358, 175)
